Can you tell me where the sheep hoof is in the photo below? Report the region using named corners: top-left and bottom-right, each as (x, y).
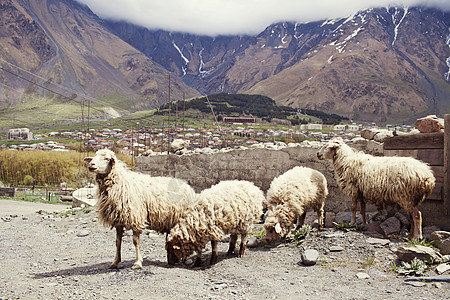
top-left (109, 263), bottom-right (119, 269)
top-left (210, 253), bottom-right (218, 265)
top-left (226, 249), bottom-right (236, 256)
top-left (132, 263), bottom-right (143, 269)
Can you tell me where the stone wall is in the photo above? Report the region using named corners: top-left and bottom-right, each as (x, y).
top-left (0, 187), bottom-right (15, 197)
top-left (136, 146), bottom-right (351, 214)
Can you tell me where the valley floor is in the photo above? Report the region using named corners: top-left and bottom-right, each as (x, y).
top-left (0, 199), bottom-right (448, 299)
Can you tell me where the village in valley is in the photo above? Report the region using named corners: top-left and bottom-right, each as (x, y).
top-left (1, 119), bottom-right (414, 155)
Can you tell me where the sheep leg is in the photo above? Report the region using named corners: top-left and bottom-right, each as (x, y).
top-left (194, 250), bottom-right (202, 267)
top-left (131, 230), bottom-right (143, 269)
top-left (239, 233), bottom-right (248, 257)
top-left (210, 240), bottom-right (218, 265)
top-left (227, 234), bottom-right (238, 255)
top-left (317, 206), bottom-right (324, 231)
top-left (110, 226), bottom-right (124, 269)
top-left (360, 200), bottom-right (367, 225)
top-left (408, 207), bottom-right (423, 240)
top-left (296, 212), bottom-right (307, 230)
top-left (351, 197), bottom-right (358, 224)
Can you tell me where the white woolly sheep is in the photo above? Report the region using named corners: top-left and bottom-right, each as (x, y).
top-left (165, 180), bottom-right (264, 267)
top-left (264, 166), bottom-right (328, 242)
top-left (317, 137), bottom-right (435, 240)
top-left (85, 149), bottom-right (196, 269)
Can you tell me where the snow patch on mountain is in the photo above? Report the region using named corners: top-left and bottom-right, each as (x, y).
top-left (389, 7), bottom-right (409, 48)
top-left (332, 13), bottom-right (367, 53)
top-left (198, 48), bottom-right (214, 77)
top-left (172, 41), bottom-right (189, 75)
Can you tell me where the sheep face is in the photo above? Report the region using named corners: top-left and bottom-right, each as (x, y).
top-left (264, 215), bottom-right (288, 242)
top-left (317, 138), bottom-right (343, 160)
top-left (165, 236), bottom-right (195, 265)
top-left (85, 149), bottom-right (116, 175)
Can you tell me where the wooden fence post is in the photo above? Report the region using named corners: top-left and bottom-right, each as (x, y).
top-left (445, 114), bottom-right (450, 215)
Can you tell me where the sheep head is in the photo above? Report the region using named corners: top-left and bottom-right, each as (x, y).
top-left (165, 236), bottom-right (195, 265)
top-left (85, 149), bottom-right (116, 175)
top-left (317, 138), bottom-right (344, 160)
top-left (264, 215), bottom-right (288, 242)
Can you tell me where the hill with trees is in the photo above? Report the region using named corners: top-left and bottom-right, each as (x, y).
top-left (155, 93), bottom-right (348, 125)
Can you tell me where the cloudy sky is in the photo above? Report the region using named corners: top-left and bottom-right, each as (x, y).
top-left (76, 0), bottom-right (450, 36)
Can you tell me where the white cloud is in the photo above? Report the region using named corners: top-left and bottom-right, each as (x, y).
top-left (76, 0), bottom-right (450, 36)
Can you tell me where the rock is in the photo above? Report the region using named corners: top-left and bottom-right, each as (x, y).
top-left (77, 230), bottom-right (90, 237)
top-left (405, 275), bottom-right (450, 282)
top-left (436, 263), bottom-right (450, 275)
top-left (373, 130), bottom-right (393, 143)
top-left (329, 246), bottom-right (344, 252)
top-left (439, 239), bottom-right (450, 255)
top-left (246, 237), bottom-right (258, 248)
top-left (395, 245), bottom-right (442, 263)
top-left (334, 212), bottom-right (366, 224)
top-left (366, 222), bottom-right (385, 236)
top-left (414, 115), bottom-right (444, 133)
top-left (355, 272), bottom-right (370, 279)
top-left (324, 211), bottom-right (336, 228)
top-left (360, 128), bottom-right (378, 140)
top-left (366, 237), bottom-right (390, 246)
top-left (430, 231), bottom-right (450, 248)
top-left (404, 281), bottom-right (426, 287)
top-left (170, 139), bottom-right (189, 153)
top-left (394, 211), bottom-right (410, 228)
top-left (423, 226), bottom-right (441, 240)
top-left (380, 216), bottom-right (401, 236)
top-left (301, 249), bottom-right (319, 266)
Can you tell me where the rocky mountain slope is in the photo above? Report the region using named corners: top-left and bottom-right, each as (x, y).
top-left (0, 0), bottom-right (449, 124)
top-left (106, 7), bottom-right (450, 122)
top-left (0, 0), bottom-right (199, 123)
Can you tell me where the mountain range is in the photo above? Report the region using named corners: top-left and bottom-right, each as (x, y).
top-left (0, 0), bottom-right (449, 125)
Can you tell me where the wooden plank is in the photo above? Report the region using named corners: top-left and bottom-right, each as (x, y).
top-left (445, 114), bottom-right (450, 215)
top-left (383, 149), bottom-right (443, 166)
top-left (427, 182), bottom-right (443, 201)
top-left (384, 132), bottom-right (444, 150)
top-left (431, 166), bottom-right (444, 183)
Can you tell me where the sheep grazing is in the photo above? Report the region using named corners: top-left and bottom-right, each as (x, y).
top-left (264, 166), bottom-right (328, 242)
top-left (165, 180), bottom-right (264, 267)
top-left (317, 137), bottom-right (435, 240)
top-left (85, 149), bottom-right (196, 269)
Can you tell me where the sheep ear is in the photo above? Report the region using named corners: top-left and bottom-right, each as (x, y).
top-left (275, 223), bottom-right (282, 234)
top-left (84, 157), bottom-right (93, 163)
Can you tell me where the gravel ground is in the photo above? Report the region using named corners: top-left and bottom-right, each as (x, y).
top-left (0, 199), bottom-right (449, 300)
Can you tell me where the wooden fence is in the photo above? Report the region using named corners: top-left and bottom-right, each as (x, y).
top-left (383, 114), bottom-right (449, 229)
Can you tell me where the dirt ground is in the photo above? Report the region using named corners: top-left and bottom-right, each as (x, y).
top-left (0, 199), bottom-right (448, 300)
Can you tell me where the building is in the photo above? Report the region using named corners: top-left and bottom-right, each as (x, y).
top-left (7, 128), bottom-right (33, 140)
top-left (300, 124), bottom-right (323, 130)
top-left (223, 117), bottom-right (256, 123)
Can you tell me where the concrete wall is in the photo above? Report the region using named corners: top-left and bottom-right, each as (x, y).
top-left (136, 146), bottom-right (350, 214)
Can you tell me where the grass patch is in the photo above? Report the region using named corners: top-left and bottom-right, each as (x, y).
top-left (395, 258), bottom-right (428, 276)
top-left (362, 256), bottom-right (375, 268)
top-left (333, 221), bottom-right (367, 232)
top-left (292, 224), bottom-right (313, 245)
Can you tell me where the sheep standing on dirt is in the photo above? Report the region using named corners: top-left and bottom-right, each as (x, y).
top-left (165, 180), bottom-right (264, 267)
top-left (317, 138), bottom-right (435, 240)
top-left (264, 166), bottom-right (328, 242)
top-left (85, 149), bottom-right (196, 269)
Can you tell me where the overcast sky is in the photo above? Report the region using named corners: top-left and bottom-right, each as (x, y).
top-left (76, 0), bottom-right (450, 36)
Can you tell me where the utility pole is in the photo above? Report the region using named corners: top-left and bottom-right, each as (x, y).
top-left (167, 73), bottom-right (171, 154)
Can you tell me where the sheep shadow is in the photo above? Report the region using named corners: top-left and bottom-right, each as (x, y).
top-left (32, 259), bottom-right (162, 279)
